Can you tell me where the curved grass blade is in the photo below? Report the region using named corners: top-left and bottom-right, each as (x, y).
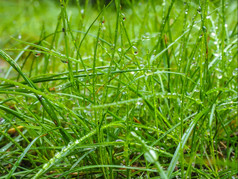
top-left (32, 121), bottom-right (124, 179)
top-left (6, 136), bottom-right (40, 179)
top-left (166, 108), bottom-right (209, 178)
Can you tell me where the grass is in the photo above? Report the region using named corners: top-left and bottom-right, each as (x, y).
top-left (0, 0), bottom-right (237, 178)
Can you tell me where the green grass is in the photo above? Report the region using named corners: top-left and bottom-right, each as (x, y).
top-left (0, 0), bottom-right (237, 178)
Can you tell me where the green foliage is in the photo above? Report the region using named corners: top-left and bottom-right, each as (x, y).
top-left (0, 0), bottom-right (237, 178)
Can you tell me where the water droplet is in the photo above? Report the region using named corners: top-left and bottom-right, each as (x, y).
top-left (142, 33), bottom-right (150, 41)
top-left (211, 32), bottom-right (216, 37)
top-left (144, 149), bottom-right (158, 163)
top-left (101, 17), bottom-right (105, 25)
top-left (55, 152), bottom-right (61, 158)
top-left (197, 7), bottom-right (201, 14)
top-left (217, 75), bottom-right (222, 79)
top-left (233, 68), bottom-right (238, 76)
top-left (225, 24), bottom-right (228, 28)
top-left (18, 35), bottom-right (22, 39)
top-left (206, 16), bottom-right (210, 19)
top-left (34, 50), bottom-right (41, 57)
top-left (118, 48), bottom-right (122, 52)
top-left (215, 68), bottom-right (222, 73)
top-left (121, 13), bottom-right (126, 21)
top-left (214, 41), bottom-right (218, 45)
top-left (61, 60), bottom-right (68, 63)
top-left (81, 9), bottom-right (84, 14)
top-left (132, 46), bottom-right (138, 55)
top-left (214, 53), bottom-right (219, 57)
top-left (116, 139), bottom-right (124, 142)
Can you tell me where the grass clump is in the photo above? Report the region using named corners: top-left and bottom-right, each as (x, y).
top-left (0, 0), bottom-right (237, 178)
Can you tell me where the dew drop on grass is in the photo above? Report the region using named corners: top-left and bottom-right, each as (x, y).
top-left (197, 7), bottom-right (201, 14)
top-left (81, 9), bottom-right (84, 14)
top-left (116, 139), bottom-right (124, 142)
top-left (142, 34), bottom-right (150, 41)
top-left (211, 32), bottom-right (216, 37)
top-left (121, 13), bottom-right (126, 21)
top-left (233, 68), bottom-right (238, 76)
top-left (217, 74), bottom-right (222, 79)
top-left (132, 46), bottom-right (138, 55)
top-left (144, 149), bottom-right (158, 163)
top-left (34, 51), bottom-right (41, 57)
top-left (18, 35), bottom-right (22, 39)
top-left (206, 16), bottom-right (210, 19)
top-left (145, 32), bottom-right (150, 38)
top-left (55, 152), bottom-right (61, 158)
top-left (118, 48), bottom-right (122, 52)
top-left (194, 89), bottom-right (199, 93)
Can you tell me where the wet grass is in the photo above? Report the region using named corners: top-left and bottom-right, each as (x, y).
top-left (0, 0), bottom-right (237, 178)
